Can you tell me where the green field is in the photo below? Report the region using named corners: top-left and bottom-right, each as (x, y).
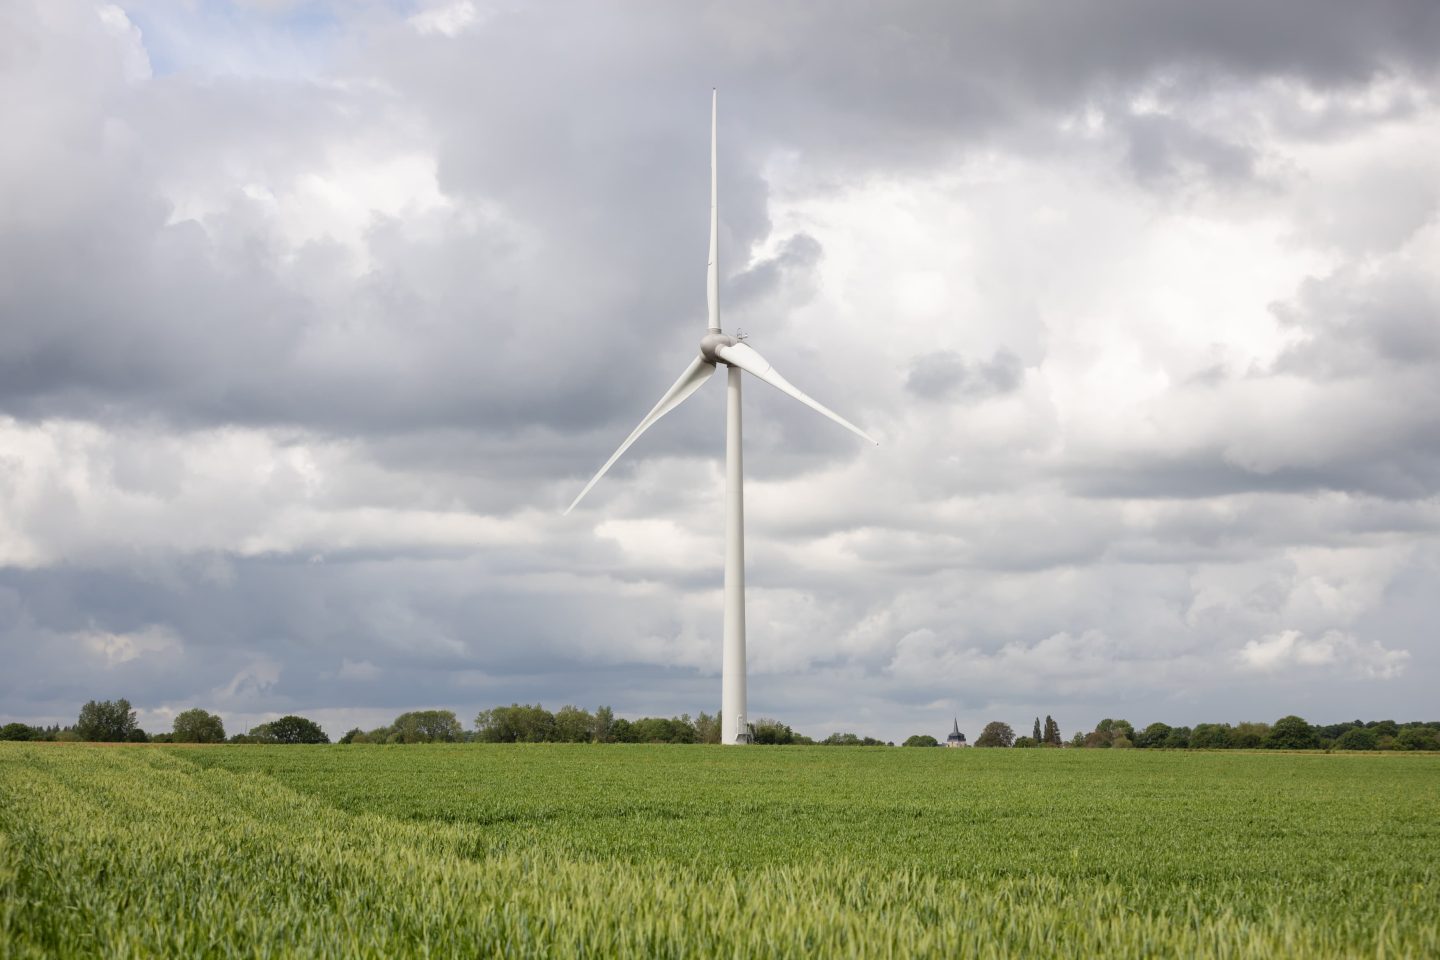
top-left (2, 744), bottom-right (1437, 957)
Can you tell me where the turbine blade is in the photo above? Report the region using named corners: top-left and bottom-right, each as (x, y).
top-left (564, 355), bottom-right (716, 515)
top-left (707, 89), bottom-right (720, 334)
top-left (714, 342), bottom-right (878, 445)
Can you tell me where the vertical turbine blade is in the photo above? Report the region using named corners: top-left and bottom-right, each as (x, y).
top-left (714, 341), bottom-right (878, 445)
top-left (707, 89), bottom-right (719, 334)
top-left (564, 355), bottom-right (717, 515)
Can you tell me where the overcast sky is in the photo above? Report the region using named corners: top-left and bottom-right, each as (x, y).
top-left (3, 0), bottom-right (1438, 742)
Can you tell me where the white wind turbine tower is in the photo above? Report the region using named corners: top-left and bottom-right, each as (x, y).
top-left (565, 91), bottom-right (876, 744)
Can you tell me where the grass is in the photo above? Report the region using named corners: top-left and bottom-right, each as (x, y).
top-left (1, 743), bottom-right (1437, 957)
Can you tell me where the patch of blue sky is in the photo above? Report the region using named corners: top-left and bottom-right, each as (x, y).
top-left (118, 1), bottom-right (345, 80)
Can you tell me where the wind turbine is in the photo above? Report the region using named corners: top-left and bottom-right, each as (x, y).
top-left (565, 91), bottom-right (876, 745)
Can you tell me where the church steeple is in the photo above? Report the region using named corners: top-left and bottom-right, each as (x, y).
top-left (946, 719), bottom-right (966, 746)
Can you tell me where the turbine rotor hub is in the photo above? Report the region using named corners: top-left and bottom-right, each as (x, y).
top-left (699, 332), bottom-right (737, 365)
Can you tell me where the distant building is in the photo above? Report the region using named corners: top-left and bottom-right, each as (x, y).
top-left (945, 718), bottom-right (968, 747)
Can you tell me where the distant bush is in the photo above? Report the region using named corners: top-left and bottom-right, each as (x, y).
top-left (0, 723), bottom-right (38, 741)
top-left (820, 733), bottom-right (888, 746)
top-left (1334, 727), bottom-right (1378, 751)
top-left (244, 716), bottom-right (329, 744)
top-left (1396, 727), bottom-right (1440, 751)
top-left (751, 719), bottom-right (797, 745)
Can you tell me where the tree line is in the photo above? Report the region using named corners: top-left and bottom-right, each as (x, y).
top-left (1062, 716), bottom-right (1440, 751)
top-left (0, 700), bottom-right (327, 745)
top-left (917, 715), bottom-right (1440, 751)
top-left (0, 700), bottom-right (897, 747)
top-left (344, 706), bottom-right (893, 746)
top-left (4, 700), bottom-right (1437, 752)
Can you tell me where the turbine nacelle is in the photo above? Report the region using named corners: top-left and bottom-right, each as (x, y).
top-left (699, 332), bottom-right (738, 364)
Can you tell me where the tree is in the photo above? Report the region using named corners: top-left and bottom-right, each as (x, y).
top-left (339, 727), bottom-right (363, 744)
top-left (1266, 715), bottom-right (1318, 750)
top-left (1397, 726), bottom-right (1440, 751)
top-left (1043, 715), bottom-right (1061, 746)
top-left (392, 710), bottom-right (462, 743)
top-left (694, 711), bottom-right (720, 745)
top-left (1319, 720), bottom-right (1363, 741)
top-left (553, 706), bottom-right (594, 743)
top-left (127, 728), bottom-right (150, 743)
top-left (903, 734), bottom-right (939, 747)
top-left (1163, 726), bottom-right (1192, 749)
top-left (592, 706), bottom-right (616, 743)
top-left (820, 733), bottom-right (885, 746)
top-left (1032, 717), bottom-right (1042, 741)
top-left (1333, 726), bottom-right (1378, 750)
top-left (475, 704), bottom-right (556, 743)
top-left (1232, 721), bottom-right (1271, 749)
top-left (0, 722), bottom-right (37, 741)
top-left (1013, 736), bottom-right (1038, 748)
top-left (630, 716), bottom-right (698, 743)
top-left (751, 718), bottom-right (796, 745)
top-left (1369, 719), bottom-right (1400, 738)
top-left (1135, 722), bottom-right (1172, 749)
top-left (250, 715), bottom-right (329, 744)
top-left (1189, 723), bottom-right (1233, 749)
top-left (172, 708), bottom-right (226, 744)
top-left (1083, 718), bottom-right (1133, 748)
top-left (76, 699), bottom-right (138, 742)
top-left (975, 721), bottom-right (1015, 748)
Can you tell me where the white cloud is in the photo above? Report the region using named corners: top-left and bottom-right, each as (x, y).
top-left (1237, 629), bottom-right (1409, 679)
top-left (96, 5), bottom-right (152, 82)
top-left (79, 624), bottom-right (182, 666)
top-left (408, 2), bottom-right (483, 38)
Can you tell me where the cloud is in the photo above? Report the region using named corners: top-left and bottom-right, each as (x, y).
top-left (906, 350), bottom-right (1024, 402)
top-left (212, 657), bottom-right (283, 705)
top-left (408, 2), bottom-right (483, 39)
top-left (1237, 629), bottom-right (1409, 679)
top-left (79, 625), bottom-right (182, 666)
